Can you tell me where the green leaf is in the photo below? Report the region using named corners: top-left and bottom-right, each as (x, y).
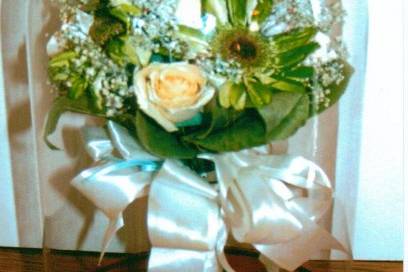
top-left (272, 27), bottom-right (318, 51)
top-left (111, 3), bottom-right (141, 16)
top-left (269, 77), bottom-right (307, 93)
top-left (191, 97), bottom-right (242, 139)
top-left (230, 82), bottom-right (247, 110)
top-left (227, 0), bottom-right (247, 25)
top-left (177, 25), bottom-right (209, 55)
top-left (312, 60), bottom-right (354, 115)
top-left (89, 15), bottom-right (126, 45)
top-left (219, 81), bottom-right (233, 108)
top-left (81, 0), bottom-right (107, 12)
top-left (202, 0), bottom-right (229, 24)
top-left (245, 78), bottom-right (274, 107)
top-left (136, 111), bottom-right (198, 159)
top-left (68, 75), bottom-right (88, 100)
top-left (266, 94), bottom-right (310, 140)
top-left (106, 36), bottom-right (140, 66)
top-left (49, 51), bottom-right (77, 68)
top-left (44, 96), bottom-right (104, 150)
top-left (257, 92), bottom-right (303, 135)
top-left (274, 42), bottom-right (320, 69)
top-left (109, 4), bottom-right (141, 29)
top-left (184, 94), bottom-right (311, 152)
top-left (250, 0), bottom-right (273, 24)
top-left (282, 66), bottom-right (315, 80)
top-left (183, 111), bottom-right (266, 152)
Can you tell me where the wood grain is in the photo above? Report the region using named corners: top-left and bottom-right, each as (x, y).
top-left (0, 247), bottom-right (402, 272)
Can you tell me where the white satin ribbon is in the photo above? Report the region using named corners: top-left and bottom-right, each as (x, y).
top-left (72, 123), bottom-right (346, 271)
top-left (71, 121), bottom-right (161, 263)
top-left (201, 148), bottom-right (345, 271)
top-left (146, 160), bottom-right (235, 272)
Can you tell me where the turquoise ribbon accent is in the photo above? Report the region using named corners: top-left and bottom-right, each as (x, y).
top-left (93, 159), bottom-right (163, 178)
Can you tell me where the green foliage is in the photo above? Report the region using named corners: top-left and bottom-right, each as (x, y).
top-left (202, 0), bottom-right (229, 24)
top-left (257, 92), bottom-right (305, 135)
top-left (219, 81), bottom-right (247, 110)
top-left (183, 110), bottom-right (266, 152)
top-left (89, 15), bottom-right (126, 45)
top-left (245, 77), bottom-right (274, 107)
top-left (45, 0), bottom-right (353, 159)
top-left (272, 27), bottom-right (318, 51)
top-left (226, 0), bottom-right (248, 25)
top-left (106, 36), bottom-right (141, 66)
top-left (250, 0), bottom-right (274, 24)
top-left (273, 42), bottom-right (320, 69)
top-left (265, 94), bottom-right (309, 140)
top-left (177, 25), bottom-right (209, 55)
top-left (311, 60), bottom-right (354, 115)
top-left (48, 51), bottom-right (91, 101)
top-left (136, 112), bottom-right (198, 159)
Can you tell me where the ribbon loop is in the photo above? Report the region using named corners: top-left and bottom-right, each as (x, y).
top-left (201, 149), bottom-right (347, 271)
top-left (72, 122), bottom-right (161, 261)
top-left (72, 123), bottom-right (346, 272)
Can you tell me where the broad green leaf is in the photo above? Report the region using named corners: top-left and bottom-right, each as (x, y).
top-left (226, 0), bottom-right (247, 25)
top-left (266, 94), bottom-right (310, 140)
top-left (202, 0), bottom-right (229, 24)
top-left (311, 60), bottom-right (354, 115)
top-left (257, 92), bottom-right (303, 134)
top-left (184, 97), bottom-right (241, 141)
top-left (136, 111), bottom-right (198, 159)
top-left (183, 111), bottom-right (266, 152)
top-left (209, 97), bottom-right (242, 130)
top-left (44, 96), bottom-right (104, 150)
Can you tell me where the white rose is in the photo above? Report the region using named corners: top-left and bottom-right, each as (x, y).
top-left (134, 62), bottom-right (215, 132)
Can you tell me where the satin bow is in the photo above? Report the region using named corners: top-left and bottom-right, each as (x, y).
top-left (72, 122), bottom-right (346, 271)
top-left (71, 121), bottom-right (161, 263)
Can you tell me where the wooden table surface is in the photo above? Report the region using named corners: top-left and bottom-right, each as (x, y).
top-left (0, 247), bottom-right (402, 272)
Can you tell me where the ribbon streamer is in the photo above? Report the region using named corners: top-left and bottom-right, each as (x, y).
top-left (71, 121), bottom-right (161, 263)
top-left (72, 122), bottom-right (346, 271)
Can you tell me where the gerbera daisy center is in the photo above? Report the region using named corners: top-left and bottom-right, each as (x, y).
top-left (229, 37), bottom-right (258, 60)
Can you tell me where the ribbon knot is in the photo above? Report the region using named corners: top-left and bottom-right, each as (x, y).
top-left (72, 122), bottom-right (347, 271)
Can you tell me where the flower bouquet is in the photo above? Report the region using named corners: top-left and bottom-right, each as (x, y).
top-left (43, 0), bottom-right (353, 270)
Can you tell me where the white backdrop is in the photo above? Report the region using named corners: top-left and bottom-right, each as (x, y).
top-left (0, 0), bottom-right (404, 260)
top-left (0, 0), bottom-right (19, 247)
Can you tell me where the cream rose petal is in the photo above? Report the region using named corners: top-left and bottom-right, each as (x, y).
top-left (134, 62), bottom-right (214, 132)
top-left (135, 75), bottom-right (178, 132)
